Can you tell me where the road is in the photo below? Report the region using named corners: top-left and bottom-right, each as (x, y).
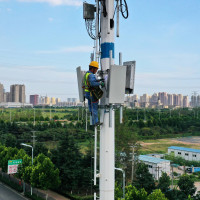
top-left (0, 182), bottom-right (28, 200)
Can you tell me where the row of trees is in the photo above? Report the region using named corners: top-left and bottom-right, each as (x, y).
top-left (0, 145), bottom-right (60, 190)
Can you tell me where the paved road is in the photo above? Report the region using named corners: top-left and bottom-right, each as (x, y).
top-left (0, 182), bottom-right (28, 200)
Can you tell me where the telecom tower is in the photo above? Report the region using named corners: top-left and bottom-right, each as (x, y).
top-left (77, 1), bottom-right (135, 200)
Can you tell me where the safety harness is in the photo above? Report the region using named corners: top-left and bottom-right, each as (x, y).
top-left (82, 71), bottom-right (103, 102)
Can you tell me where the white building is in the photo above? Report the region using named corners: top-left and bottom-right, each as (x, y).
top-left (168, 146), bottom-right (200, 161)
top-left (0, 102), bottom-right (33, 108)
top-left (138, 155), bottom-right (170, 180)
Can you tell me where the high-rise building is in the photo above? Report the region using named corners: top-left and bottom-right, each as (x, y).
top-left (45, 96), bottom-right (50, 105)
top-left (140, 94), bottom-right (149, 103)
top-left (159, 92), bottom-right (168, 106)
top-left (173, 94), bottom-right (178, 106)
top-left (10, 84), bottom-right (19, 102)
top-left (4, 92), bottom-right (10, 102)
top-left (10, 84), bottom-right (25, 103)
top-left (178, 94), bottom-right (183, 107)
top-left (183, 96), bottom-right (189, 108)
top-left (51, 97), bottom-right (56, 105)
top-left (19, 85), bottom-right (25, 103)
top-left (67, 98), bottom-right (71, 102)
top-left (30, 94), bottom-right (39, 106)
top-left (56, 98), bottom-right (61, 104)
top-left (168, 94), bottom-right (173, 106)
top-left (191, 95), bottom-right (197, 107)
top-left (197, 95), bottom-right (200, 107)
top-left (0, 83), bottom-right (4, 103)
top-left (71, 98), bottom-right (77, 103)
top-left (150, 93), bottom-right (158, 103)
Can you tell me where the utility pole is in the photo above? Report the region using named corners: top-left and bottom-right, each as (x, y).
top-left (78, 107), bottom-right (79, 121)
top-left (31, 131), bottom-right (37, 148)
top-left (131, 145), bottom-right (135, 182)
top-left (86, 108), bottom-right (87, 132)
top-left (10, 108), bottom-right (11, 122)
top-left (171, 165), bottom-right (174, 189)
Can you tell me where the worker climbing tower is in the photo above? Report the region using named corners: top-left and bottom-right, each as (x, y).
top-left (77, 1), bottom-right (134, 200)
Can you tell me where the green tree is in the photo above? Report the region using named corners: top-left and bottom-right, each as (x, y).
top-left (157, 172), bottom-right (170, 193)
top-left (31, 154), bottom-right (60, 190)
top-left (178, 174), bottom-right (196, 198)
top-left (147, 189), bottom-right (167, 200)
top-left (55, 134), bottom-right (83, 191)
top-left (125, 185), bottom-right (148, 200)
top-left (133, 163), bottom-right (155, 194)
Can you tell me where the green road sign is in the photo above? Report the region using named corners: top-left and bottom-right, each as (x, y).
top-left (8, 159), bottom-right (22, 165)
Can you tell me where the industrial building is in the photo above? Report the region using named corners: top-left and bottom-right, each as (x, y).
top-left (138, 155), bottom-right (171, 180)
top-left (168, 146), bottom-right (200, 161)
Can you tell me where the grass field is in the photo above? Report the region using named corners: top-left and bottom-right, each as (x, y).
top-left (139, 137), bottom-right (200, 155)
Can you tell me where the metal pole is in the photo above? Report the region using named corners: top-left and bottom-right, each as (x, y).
top-left (31, 147), bottom-right (33, 195)
top-left (95, 0), bottom-right (99, 62)
top-left (119, 52), bottom-right (122, 65)
top-left (131, 146), bottom-right (135, 182)
top-left (119, 52), bottom-right (123, 124)
top-left (50, 105), bottom-right (52, 120)
top-left (120, 106), bottom-right (123, 124)
top-left (33, 108), bottom-right (35, 126)
top-left (78, 108), bottom-right (79, 121)
top-left (94, 192), bottom-right (96, 200)
top-left (171, 165), bottom-right (174, 189)
top-left (100, 0), bottom-right (115, 199)
top-left (116, 0), bottom-right (119, 37)
top-left (115, 168), bottom-right (125, 199)
top-left (10, 108), bottom-right (11, 122)
top-left (94, 126), bottom-right (97, 185)
top-left (86, 108), bottom-right (88, 132)
top-left (122, 170), bottom-right (125, 199)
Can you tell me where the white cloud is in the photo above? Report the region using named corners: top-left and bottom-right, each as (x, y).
top-left (17, 0), bottom-right (82, 6)
top-left (37, 45), bottom-right (93, 54)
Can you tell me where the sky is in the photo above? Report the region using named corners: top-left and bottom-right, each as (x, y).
top-left (0, 0), bottom-right (200, 101)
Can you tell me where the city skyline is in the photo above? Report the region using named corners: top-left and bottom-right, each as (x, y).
top-left (0, 0), bottom-right (199, 99)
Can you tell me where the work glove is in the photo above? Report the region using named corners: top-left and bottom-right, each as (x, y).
top-left (100, 82), bottom-right (105, 87)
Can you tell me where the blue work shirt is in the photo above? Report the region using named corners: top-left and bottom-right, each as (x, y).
top-left (87, 70), bottom-right (100, 87)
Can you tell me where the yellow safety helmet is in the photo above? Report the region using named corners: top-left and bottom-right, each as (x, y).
top-left (89, 61), bottom-right (99, 69)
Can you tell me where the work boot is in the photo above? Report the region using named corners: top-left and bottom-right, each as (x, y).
top-left (95, 122), bottom-right (103, 126)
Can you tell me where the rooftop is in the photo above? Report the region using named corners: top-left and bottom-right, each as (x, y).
top-left (168, 146), bottom-right (200, 154)
top-left (138, 155), bottom-right (170, 164)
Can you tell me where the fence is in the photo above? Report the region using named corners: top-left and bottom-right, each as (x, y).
top-left (0, 170), bottom-right (56, 200)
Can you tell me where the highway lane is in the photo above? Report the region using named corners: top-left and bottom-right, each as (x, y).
top-left (0, 182), bottom-right (28, 200)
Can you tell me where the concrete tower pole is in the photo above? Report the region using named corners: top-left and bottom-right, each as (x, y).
top-left (99, 1), bottom-right (115, 200)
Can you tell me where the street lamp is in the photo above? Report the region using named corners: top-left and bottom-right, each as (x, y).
top-left (115, 168), bottom-right (125, 199)
top-left (21, 143), bottom-right (33, 195)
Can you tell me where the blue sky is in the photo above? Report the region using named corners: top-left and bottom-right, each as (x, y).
top-left (0, 0), bottom-right (199, 101)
